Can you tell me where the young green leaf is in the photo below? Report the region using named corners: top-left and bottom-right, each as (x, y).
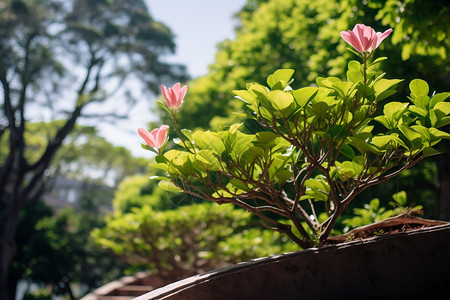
top-left (410, 79), bottom-right (429, 97)
top-left (292, 87), bottom-right (318, 107)
top-left (158, 181), bottom-right (182, 193)
top-left (267, 90), bottom-right (294, 111)
top-left (266, 69), bottom-right (295, 89)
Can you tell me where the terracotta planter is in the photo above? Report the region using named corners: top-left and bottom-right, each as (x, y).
top-left (136, 223), bottom-right (450, 299)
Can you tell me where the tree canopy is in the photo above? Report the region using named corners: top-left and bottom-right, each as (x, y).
top-left (165, 0), bottom-right (448, 131)
top-left (0, 0), bottom-right (187, 298)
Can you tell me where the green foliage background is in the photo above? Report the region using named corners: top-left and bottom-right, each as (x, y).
top-left (92, 175), bottom-right (298, 281)
top-left (166, 0), bottom-right (448, 130)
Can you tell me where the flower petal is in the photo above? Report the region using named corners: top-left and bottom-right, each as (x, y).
top-left (340, 30), bottom-right (364, 53)
top-left (171, 82), bottom-right (181, 94)
top-left (155, 125), bottom-right (169, 147)
top-left (161, 85), bottom-right (174, 107)
top-left (180, 85), bottom-right (188, 101)
top-left (376, 28), bottom-right (393, 48)
top-left (138, 128), bottom-right (157, 147)
top-left (356, 24), bottom-right (376, 52)
top-left (342, 24), bottom-right (393, 53)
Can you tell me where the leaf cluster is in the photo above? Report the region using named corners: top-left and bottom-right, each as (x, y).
top-left (153, 59), bottom-right (449, 248)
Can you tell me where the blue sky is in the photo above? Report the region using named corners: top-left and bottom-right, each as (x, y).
top-left (147, 0), bottom-right (247, 77)
top-left (98, 0), bottom-right (247, 156)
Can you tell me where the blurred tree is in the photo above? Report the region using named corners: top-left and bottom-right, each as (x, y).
top-left (0, 0), bottom-right (187, 298)
top-left (92, 175), bottom-right (297, 282)
top-left (51, 124), bottom-right (149, 187)
top-left (0, 122), bottom-right (149, 186)
top-left (156, 0), bottom-right (449, 218)
top-left (4, 124), bottom-right (149, 298)
top-left (13, 199), bottom-right (127, 299)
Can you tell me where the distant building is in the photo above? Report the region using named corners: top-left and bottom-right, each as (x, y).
top-left (42, 176), bottom-right (114, 213)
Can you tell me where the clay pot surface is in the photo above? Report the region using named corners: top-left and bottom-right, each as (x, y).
top-left (137, 223), bottom-right (450, 300)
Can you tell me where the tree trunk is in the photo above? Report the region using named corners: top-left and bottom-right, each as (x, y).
top-left (0, 201), bottom-right (21, 300)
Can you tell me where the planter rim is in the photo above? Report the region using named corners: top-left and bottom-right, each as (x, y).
top-left (136, 223), bottom-right (450, 300)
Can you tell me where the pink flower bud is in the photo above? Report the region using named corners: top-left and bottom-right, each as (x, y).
top-left (138, 125), bottom-right (169, 149)
top-left (340, 24), bottom-right (393, 54)
top-left (161, 82), bottom-right (188, 110)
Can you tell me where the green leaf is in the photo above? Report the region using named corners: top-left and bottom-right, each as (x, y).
top-left (433, 102), bottom-right (450, 115)
top-left (151, 163), bottom-right (169, 172)
top-left (336, 161), bottom-right (356, 179)
top-left (192, 131), bottom-right (225, 154)
top-left (356, 83), bottom-right (376, 100)
top-left (158, 181), bottom-right (182, 192)
top-left (267, 69), bottom-right (295, 89)
top-left (398, 125), bottom-right (422, 145)
top-left (312, 102), bottom-right (328, 119)
top-left (347, 71), bottom-right (364, 83)
top-left (410, 79), bottom-right (429, 97)
top-left (250, 146), bottom-right (265, 158)
top-left (410, 125), bottom-right (431, 142)
top-left (373, 79), bottom-right (402, 101)
top-left (230, 179), bottom-right (250, 192)
top-left (374, 115), bottom-right (391, 129)
top-left (141, 143), bottom-right (158, 154)
top-left (429, 128), bottom-right (450, 139)
top-left (408, 106), bottom-right (427, 117)
top-left (254, 132), bottom-right (280, 150)
top-left (181, 129), bottom-right (193, 141)
top-left (332, 81), bottom-right (355, 97)
top-left (156, 100), bottom-right (172, 114)
top-left (368, 56), bottom-right (388, 66)
top-left (249, 83), bottom-right (269, 98)
top-left (230, 131), bottom-right (257, 156)
top-left (375, 90), bottom-right (397, 102)
top-left (168, 152), bottom-right (193, 177)
top-left (413, 95), bottom-right (430, 110)
top-left (233, 90), bottom-right (258, 106)
top-left (341, 144), bottom-right (356, 159)
top-left (372, 135), bottom-right (401, 149)
top-left (422, 147), bottom-right (442, 157)
top-left (195, 150), bottom-right (221, 171)
top-left (267, 90), bottom-right (294, 111)
top-left (435, 117), bottom-right (450, 128)
top-left (274, 170), bottom-right (293, 182)
top-left (429, 92), bottom-right (450, 108)
top-left (326, 125), bottom-right (349, 142)
top-left (301, 176), bottom-right (329, 201)
top-left (392, 191), bottom-right (407, 206)
top-left (348, 60), bottom-right (362, 72)
top-left (352, 156), bottom-right (365, 175)
top-left (229, 123), bottom-right (243, 133)
top-left (292, 87), bottom-right (318, 107)
top-left (349, 137), bottom-right (382, 154)
top-left (316, 76), bottom-right (341, 89)
top-left (164, 149), bottom-right (182, 160)
top-left (383, 102), bottom-right (409, 119)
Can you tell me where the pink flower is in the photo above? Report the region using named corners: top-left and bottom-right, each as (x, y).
top-left (138, 125), bottom-right (169, 148)
top-left (161, 82), bottom-right (188, 110)
top-left (340, 24), bottom-right (393, 54)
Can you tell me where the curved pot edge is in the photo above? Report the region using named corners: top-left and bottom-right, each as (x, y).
top-left (136, 223), bottom-right (450, 300)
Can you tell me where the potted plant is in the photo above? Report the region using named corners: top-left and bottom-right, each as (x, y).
top-left (136, 24), bottom-right (450, 298)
